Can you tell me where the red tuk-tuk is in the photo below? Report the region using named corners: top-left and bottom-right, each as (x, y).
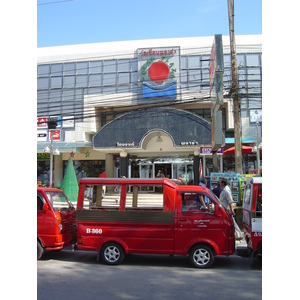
top-left (242, 177), bottom-right (262, 265)
top-left (37, 187), bottom-right (77, 260)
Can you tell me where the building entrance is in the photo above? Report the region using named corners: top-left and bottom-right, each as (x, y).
top-left (130, 158), bottom-right (194, 184)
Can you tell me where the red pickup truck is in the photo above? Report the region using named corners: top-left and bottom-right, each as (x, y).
top-left (75, 178), bottom-right (235, 268)
top-left (242, 177), bottom-right (262, 265)
top-left (37, 187), bottom-right (77, 260)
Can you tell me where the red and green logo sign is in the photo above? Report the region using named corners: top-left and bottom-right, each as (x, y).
top-left (138, 47), bottom-right (179, 99)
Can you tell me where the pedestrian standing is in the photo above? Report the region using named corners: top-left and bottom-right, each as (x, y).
top-left (212, 181), bottom-right (223, 198)
top-left (219, 178), bottom-right (235, 216)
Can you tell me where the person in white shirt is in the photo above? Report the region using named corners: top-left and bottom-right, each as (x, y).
top-left (219, 178), bottom-right (235, 216)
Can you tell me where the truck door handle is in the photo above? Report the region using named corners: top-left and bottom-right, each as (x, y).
top-left (179, 218), bottom-right (187, 222)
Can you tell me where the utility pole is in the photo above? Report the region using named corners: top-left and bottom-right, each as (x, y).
top-left (227, 0), bottom-right (242, 174)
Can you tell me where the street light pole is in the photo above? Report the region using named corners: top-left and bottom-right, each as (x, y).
top-left (228, 0), bottom-right (242, 174)
top-left (47, 117), bottom-right (58, 187)
top-left (49, 130), bottom-right (54, 187)
top-left (256, 122), bottom-right (260, 175)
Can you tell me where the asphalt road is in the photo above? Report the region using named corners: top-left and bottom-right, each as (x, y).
top-left (37, 248), bottom-right (262, 300)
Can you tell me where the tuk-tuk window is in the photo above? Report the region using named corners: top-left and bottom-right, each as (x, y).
top-left (244, 184), bottom-right (251, 205)
top-left (85, 184), bottom-right (118, 210)
top-left (181, 192), bottom-right (214, 213)
top-left (37, 194), bottom-right (44, 210)
top-left (256, 185), bottom-right (262, 217)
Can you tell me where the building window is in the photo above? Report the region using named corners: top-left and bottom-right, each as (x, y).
top-left (37, 77), bottom-right (49, 90)
top-left (38, 64), bottom-right (50, 77)
top-left (103, 60), bottom-right (117, 73)
top-left (51, 64), bottom-right (63, 76)
top-left (118, 72), bottom-right (130, 85)
top-left (63, 76), bottom-right (75, 88)
top-left (246, 53), bottom-right (261, 67)
top-left (64, 63), bottom-right (76, 75)
top-left (76, 75), bottom-right (89, 87)
top-left (50, 76), bottom-right (62, 89)
top-left (118, 59), bottom-right (131, 72)
top-left (89, 74), bottom-right (102, 87)
top-left (90, 61), bottom-right (102, 74)
top-left (77, 62), bottom-right (89, 75)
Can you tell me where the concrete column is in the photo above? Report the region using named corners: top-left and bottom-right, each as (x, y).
top-left (54, 155), bottom-right (63, 188)
top-left (120, 151), bottom-right (128, 178)
top-left (193, 150), bottom-right (200, 185)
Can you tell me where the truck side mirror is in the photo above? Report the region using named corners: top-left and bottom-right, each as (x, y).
top-left (214, 204), bottom-right (222, 217)
top-left (42, 202), bottom-right (48, 212)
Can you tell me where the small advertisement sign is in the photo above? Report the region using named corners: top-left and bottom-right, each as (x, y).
top-left (200, 147), bottom-right (224, 155)
top-left (250, 110), bottom-right (262, 123)
top-left (37, 117), bottom-right (47, 128)
top-left (37, 130), bottom-right (48, 142)
top-left (52, 130), bottom-right (61, 141)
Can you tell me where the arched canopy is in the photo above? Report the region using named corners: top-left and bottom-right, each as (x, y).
top-left (92, 107), bottom-right (211, 149)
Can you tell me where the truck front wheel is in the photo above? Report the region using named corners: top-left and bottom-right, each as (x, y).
top-left (37, 240), bottom-right (44, 260)
top-left (100, 242), bottom-right (125, 265)
top-left (189, 244), bottom-right (214, 268)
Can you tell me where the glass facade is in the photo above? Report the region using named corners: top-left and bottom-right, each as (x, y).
top-left (37, 38), bottom-right (262, 184)
top-left (37, 51), bottom-right (262, 138)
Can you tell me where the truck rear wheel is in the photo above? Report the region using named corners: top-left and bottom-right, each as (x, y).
top-left (100, 242), bottom-right (125, 265)
top-left (37, 240), bottom-right (44, 260)
top-left (189, 244), bottom-right (214, 268)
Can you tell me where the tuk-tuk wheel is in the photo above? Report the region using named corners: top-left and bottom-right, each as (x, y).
top-left (37, 240), bottom-right (44, 260)
top-left (100, 242), bottom-right (125, 265)
top-left (189, 244), bottom-right (214, 268)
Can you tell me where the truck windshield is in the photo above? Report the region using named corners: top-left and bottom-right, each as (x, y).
top-left (45, 191), bottom-right (74, 211)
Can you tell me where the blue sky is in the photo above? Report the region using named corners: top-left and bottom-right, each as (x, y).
top-left (37, 0), bottom-right (262, 47)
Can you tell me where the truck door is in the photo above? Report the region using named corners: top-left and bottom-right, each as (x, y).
top-left (37, 192), bottom-right (55, 247)
top-left (174, 191), bottom-right (227, 254)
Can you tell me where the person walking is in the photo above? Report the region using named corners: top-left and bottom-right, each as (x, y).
top-left (219, 178), bottom-right (242, 239)
top-left (199, 178), bottom-right (209, 208)
top-left (212, 181), bottom-right (223, 198)
top-left (219, 178), bottom-right (235, 216)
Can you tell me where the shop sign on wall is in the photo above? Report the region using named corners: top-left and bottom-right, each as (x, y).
top-left (250, 110), bottom-right (262, 123)
top-left (200, 147), bottom-right (224, 155)
top-left (37, 117), bottom-right (47, 128)
top-left (138, 47), bottom-right (180, 99)
top-left (37, 130), bottom-right (47, 142)
top-left (52, 130), bottom-right (61, 141)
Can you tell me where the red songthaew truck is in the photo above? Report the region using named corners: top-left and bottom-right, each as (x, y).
top-left (37, 187), bottom-right (77, 260)
top-left (242, 177), bottom-right (262, 265)
top-left (75, 177), bottom-right (235, 268)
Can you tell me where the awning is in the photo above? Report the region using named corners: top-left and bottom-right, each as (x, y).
top-left (37, 141), bottom-right (92, 153)
top-left (225, 137), bottom-right (255, 144)
top-left (93, 107), bottom-right (212, 149)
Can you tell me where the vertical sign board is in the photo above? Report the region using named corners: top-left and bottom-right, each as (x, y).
top-left (138, 47), bottom-right (180, 101)
top-left (210, 35), bottom-right (224, 151)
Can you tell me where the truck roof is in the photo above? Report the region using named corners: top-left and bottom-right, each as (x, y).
top-left (246, 177), bottom-right (262, 185)
top-left (37, 186), bottom-right (63, 192)
top-left (79, 177), bottom-right (179, 188)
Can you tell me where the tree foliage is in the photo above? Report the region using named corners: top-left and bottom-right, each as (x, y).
top-left (61, 156), bottom-right (79, 203)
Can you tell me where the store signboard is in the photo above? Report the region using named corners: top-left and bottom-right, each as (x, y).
top-left (200, 147), bottom-right (224, 155)
top-left (138, 47), bottom-right (180, 100)
top-left (37, 117), bottom-right (47, 128)
top-left (52, 130), bottom-right (61, 141)
top-left (37, 130), bottom-right (47, 142)
top-left (250, 110), bottom-right (262, 123)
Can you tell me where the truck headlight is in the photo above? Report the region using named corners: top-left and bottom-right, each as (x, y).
top-left (58, 223), bottom-right (63, 232)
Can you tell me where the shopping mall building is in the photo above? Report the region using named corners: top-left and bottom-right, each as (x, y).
top-left (37, 35), bottom-right (262, 188)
